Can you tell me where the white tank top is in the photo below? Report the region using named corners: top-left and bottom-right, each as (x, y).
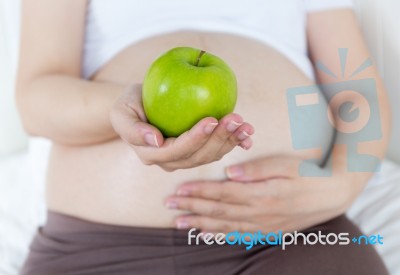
top-left (82, 0), bottom-right (353, 80)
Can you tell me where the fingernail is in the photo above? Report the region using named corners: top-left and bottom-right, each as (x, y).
top-left (239, 138), bottom-right (252, 150)
top-left (237, 131), bottom-right (251, 141)
top-left (227, 120), bottom-right (242, 132)
top-left (177, 189), bottom-right (190, 196)
top-left (239, 144), bottom-right (250, 150)
top-left (165, 201), bottom-right (178, 209)
top-left (226, 165), bottom-right (244, 179)
top-left (204, 122), bottom-right (218, 135)
top-left (144, 133), bottom-right (159, 147)
top-left (176, 220), bottom-right (190, 229)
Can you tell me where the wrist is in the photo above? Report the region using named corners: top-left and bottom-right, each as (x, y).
top-left (334, 170), bottom-right (371, 212)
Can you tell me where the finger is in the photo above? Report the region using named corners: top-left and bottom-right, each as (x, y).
top-left (136, 117), bottom-right (218, 165)
top-left (116, 111), bottom-right (164, 147)
top-left (225, 156), bottom-right (300, 182)
top-left (239, 137), bottom-right (253, 150)
top-left (158, 114), bottom-right (250, 168)
top-left (175, 181), bottom-right (256, 205)
top-left (165, 196), bottom-right (251, 220)
top-left (110, 88), bottom-right (165, 147)
top-left (216, 122), bottom-right (254, 156)
top-left (189, 113), bottom-right (244, 163)
top-left (175, 215), bottom-right (255, 233)
top-left (149, 114), bottom-right (241, 168)
top-left (124, 121), bottom-right (164, 148)
top-left (166, 116), bottom-right (219, 159)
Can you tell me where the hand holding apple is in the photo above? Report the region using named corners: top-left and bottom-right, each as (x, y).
top-left (110, 48), bottom-right (255, 171)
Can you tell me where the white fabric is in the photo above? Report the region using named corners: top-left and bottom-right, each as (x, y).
top-left (82, 0), bottom-right (353, 80)
top-left (0, 0), bottom-right (27, 155)
top-left (0, 139), bottom-right (48, 275)
top-left (352, 0), bottom-right (400, 164)
top-left (304, 0), bottom-right (353, 13)
top-left (347, 160), bottom-right (400, 274)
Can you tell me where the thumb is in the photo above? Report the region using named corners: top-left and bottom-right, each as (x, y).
top-left (225, 156), bottom-right (298, 182)
top-left (127, 120), bottom-right (163, 147)
top-left (110, 105), bottom-right (164, 148)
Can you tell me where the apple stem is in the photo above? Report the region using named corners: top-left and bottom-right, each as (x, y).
top-left (195, 50), bottom-right (206, 66)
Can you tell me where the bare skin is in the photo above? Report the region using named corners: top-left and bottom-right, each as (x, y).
top-left (16, 0), bottom-right (390, 233)
top-left (45, 31), bottom-right (333, 227)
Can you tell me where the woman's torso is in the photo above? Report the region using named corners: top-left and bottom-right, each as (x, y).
top-left (46, 31), bottom-right (334, 227)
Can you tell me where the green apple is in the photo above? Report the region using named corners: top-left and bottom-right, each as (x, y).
top-left (142, 47), bottom-right (237, 137)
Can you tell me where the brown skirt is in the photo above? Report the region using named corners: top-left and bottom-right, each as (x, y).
top-left (20, 211), bottom-right (388, 275)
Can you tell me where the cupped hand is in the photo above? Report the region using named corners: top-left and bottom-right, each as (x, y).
top-left (165, 155), bottom-right (356, 233)
top-left (110, 84), bottom-right (255, 171)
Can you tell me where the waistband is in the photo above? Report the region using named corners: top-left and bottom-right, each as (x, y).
top-left (42, 210), bottom-right (199, 246)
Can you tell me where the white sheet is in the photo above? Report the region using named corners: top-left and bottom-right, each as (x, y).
top-left (347, 160), bottom-right (400, 274)
top-left (0, 138), bottom-right (400, 274)
top-left (0, 139), bottom-right (47, 275)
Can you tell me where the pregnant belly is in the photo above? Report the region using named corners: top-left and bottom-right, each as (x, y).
top-left (46, 31), bottom-right (334, 227)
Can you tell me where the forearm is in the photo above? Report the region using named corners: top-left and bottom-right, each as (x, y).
top-left (16, 74), bottom-right (126, 145)
top-left (307, 9), bottom-right (392, 206)
top-left (326, 74), bottom-right (391, 203)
